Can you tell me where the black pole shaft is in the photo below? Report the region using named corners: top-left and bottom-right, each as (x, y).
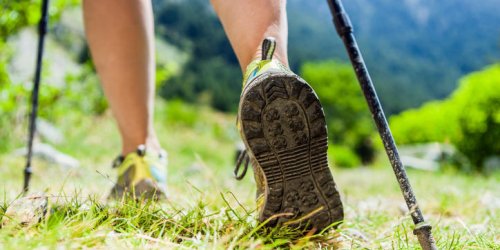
top-left (24, 0), bottom-right (50, 194)
top-left (326, 0), bottom-right (436, 249)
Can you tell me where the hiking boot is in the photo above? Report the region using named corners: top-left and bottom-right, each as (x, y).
top-left (235, 37), bottom-right (344, 231)
top-left (108, 145), bottom-right (167, 200)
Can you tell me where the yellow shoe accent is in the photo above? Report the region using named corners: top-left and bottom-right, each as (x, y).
top-left (109, 145), bottom-right (167, 200)
top-left (116, 152), bottom-right (152, 187)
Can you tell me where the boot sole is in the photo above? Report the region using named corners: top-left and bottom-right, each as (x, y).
top-left (239, 72), bottom-right (344, 231)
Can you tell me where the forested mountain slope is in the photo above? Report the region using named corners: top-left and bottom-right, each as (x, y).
top-left (154, 0), bottom-right (500, 114)
top-left (288, 0), bottom-right (500, 113)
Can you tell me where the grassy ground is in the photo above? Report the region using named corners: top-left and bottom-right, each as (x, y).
top-left (1, 100), bottom-right (498, 249)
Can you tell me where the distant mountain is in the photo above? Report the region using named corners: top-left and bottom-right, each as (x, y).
top-left (153, 0), bottom-right (500, 114)
top-left (287, 0), bottom-right (500, 113)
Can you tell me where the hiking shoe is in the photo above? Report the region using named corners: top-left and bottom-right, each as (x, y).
top-left (235, 37), bottom-right (344, 231)
top-left (108, 145), bottom-right (167, 200)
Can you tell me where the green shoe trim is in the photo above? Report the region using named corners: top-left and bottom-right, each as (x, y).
top-left (114, 145), bottom-right (167, 187)
top-left (242, 37), bottom-right (291, 88)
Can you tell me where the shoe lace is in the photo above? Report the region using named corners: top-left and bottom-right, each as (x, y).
top-left (234, 149), bottom-right (250, 180)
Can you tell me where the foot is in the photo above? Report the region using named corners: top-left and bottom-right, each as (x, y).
top-left (235, 37), bottom-right (344, 231)
top-left (108, 145), bottom-right (167, 200)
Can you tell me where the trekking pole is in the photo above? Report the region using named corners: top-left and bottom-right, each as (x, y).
top-left (24, 0), bottom-right (50, 194)
top-left (326, 1), bottom-right (437, 249)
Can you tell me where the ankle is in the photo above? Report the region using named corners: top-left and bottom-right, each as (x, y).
top-left (121, 135), bottom-right (162, 156)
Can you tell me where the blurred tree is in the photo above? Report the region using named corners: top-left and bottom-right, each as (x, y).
top-left (301, 60), bottom-right (376, 166)
top-left (389, 101), bottom-right (460, 144)
top-left (0, 0), bottom-right (87, 153)
top-left (152, 0), bottom-right (500, 115)
top-left (1, 1), bottom-right (41, 86)
top-left (154, 0), bottom-right (241, 111)
top-left (288, 0), bottom-right (500, 114)
top-left (0, 0), bottom-right (77, 84)
top-left (453, 65), bottom-right (500, 168)
top-left (390, 64), bottom-right (500, 171)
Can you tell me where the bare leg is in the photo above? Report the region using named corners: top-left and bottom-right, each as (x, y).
top-left (213, 0), bottom-right (344, 230)
top-left (83, 0), bottom-right (160, 154)
top-left (211, 0), bottom-right (288, 71)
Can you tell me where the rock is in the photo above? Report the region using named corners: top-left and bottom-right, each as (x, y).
top-left (469, 223), bottom-right (488, 234)
top-left (344, 228), bottom-right (370, 242)
top-left (480, 192), bottom-right (500, 211)
top-left (37, 119), bottom-right (64, 144)
top-left (483, 156), bottom-right (500, 174)
top-left (400, 155), bottom-right (439, 171)
top-left (399, 142), bottom-right (453, 161)
top-left (399, 142), bottom-right (469, 171)
top-left (185, 163), bottom-right (205, 176)
top-left (13, 142), bottom-right (80, 169)
top-left (7, 28), bottom-right (80, 88)
top-left (2, 193), bottom-right (48, 227)
top-left (399, 203), bottom-right (410, 215)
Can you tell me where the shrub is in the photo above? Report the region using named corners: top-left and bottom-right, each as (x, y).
top-left (390, 101), bottom-right (460, 144)
top-left (390, 64), bottom-right (500, 171)
top-left (0, 0), bottom-right (78, 152)
top-left (452, 65), bottom-right (500, 167)
top-left (328, 144), bottom-right (361, 168)
top-left (301, 61), bottom-right (376, 166)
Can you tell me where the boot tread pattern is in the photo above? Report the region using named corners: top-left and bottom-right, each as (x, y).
top-left (240, 73), bottom-right (344, 230)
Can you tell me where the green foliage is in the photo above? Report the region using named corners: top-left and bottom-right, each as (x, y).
top-left (161, 58), bottom-right (241, 112)
top-left (390, 101), bottom-right (460, 144)
top-left (155, 63), bottom-right (174, 89)
top-left (0, 0), bottom-right (78, 85)
top-left (300, 61), bottom-right (376, 166)
top-left (390, 64), bottom-right (500, 170)
top-left (0, 1), bottom-right (39, 87)
top-left (0, 84), bottom-right (27, 152)
top-left (453, 65), bottom-right (500, 168)
top-left (162, 99), bottom-right (199, 127)
top-left (1, 152), bottom-right (499, 248)
top-left (0, 1), bottom-right (40, 37)
top-left (154, 0), bottom-right (241, 112)
top-left (0, 82), bottom-right (63, 152)
top-left (0, 0), bottom-right (95, 153)
top-left (0, 62), bottom-right (107, 153)
top-left (61, 63), bottom-right (108, 116)
top-left (288, 0), bottom-right (500, 114)
top-left (151, 0), bottom-right (499, 114)
top-left (328, 144), bottom-right (360, 168)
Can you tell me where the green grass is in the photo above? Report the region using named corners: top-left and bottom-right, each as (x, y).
top-left (1, 100), bottom-right (498, 249)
